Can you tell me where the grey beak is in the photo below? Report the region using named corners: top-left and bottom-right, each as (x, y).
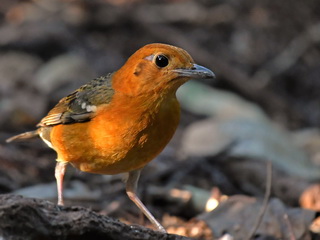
top-left (173, 64), bottom-right (215, 79)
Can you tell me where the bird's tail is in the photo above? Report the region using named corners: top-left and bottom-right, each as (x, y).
top-left (6, 130), bottom-right (39, 143)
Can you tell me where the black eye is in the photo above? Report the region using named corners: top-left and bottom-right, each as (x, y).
top-left (155, 55), bottom-right (169, 68)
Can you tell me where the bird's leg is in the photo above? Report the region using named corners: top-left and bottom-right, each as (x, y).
top-left (55, 161), bottom-right (68, 206)
top-left (126, 169), bottom-right (166, 233)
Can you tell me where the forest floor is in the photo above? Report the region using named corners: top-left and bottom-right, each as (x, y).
top-left (0, 0), bottom-right (320, 239)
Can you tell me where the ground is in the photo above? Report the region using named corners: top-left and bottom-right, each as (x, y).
top-left (0, 0), bottom-right (320, 239)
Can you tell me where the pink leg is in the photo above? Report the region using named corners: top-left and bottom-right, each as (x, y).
top-left (55, 161), bottom-right (67, 206)
top-left (126, 169), bottom-right (166, 233)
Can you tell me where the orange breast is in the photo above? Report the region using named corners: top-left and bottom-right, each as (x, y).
top-left (50, 93), bottom-right (180, 174)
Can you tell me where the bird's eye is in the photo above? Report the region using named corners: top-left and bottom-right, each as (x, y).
top-left (155, 55), bottom-right (169, 68)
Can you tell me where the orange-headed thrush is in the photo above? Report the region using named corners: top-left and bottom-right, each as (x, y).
top-left (7, 43), bottom-right (215, 232)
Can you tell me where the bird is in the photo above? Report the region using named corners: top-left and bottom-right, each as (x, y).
top-left (7, 43), bottom-right (215, 232)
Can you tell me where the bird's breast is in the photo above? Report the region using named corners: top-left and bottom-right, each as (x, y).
top-left (50, 94), bottom-right (180, 174)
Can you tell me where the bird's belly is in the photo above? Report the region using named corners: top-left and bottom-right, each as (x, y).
top-left (50, 101), bottom-right (180, 175)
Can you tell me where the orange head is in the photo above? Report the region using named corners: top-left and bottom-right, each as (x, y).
top-left (112, 43), bottom-right (215, 96)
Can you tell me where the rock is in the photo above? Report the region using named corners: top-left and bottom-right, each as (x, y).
top-left (0, 51), bottom-right (44, 129)
top-left (291, 128), bottom-right (320, 166)
top-left (177, 81), bottom-right (268, 122)
top-left (34, 54), bottom-right (95, 100)
top-left (14, 180), bottom-right (101, 202)
top-left (0, 194), bottom-right (190, 240)
top-left (198, 195), bottom-right (315, 240)
top-left (179, 81), bottom-right (320, 181)
top-left (0, 51), bottom-right (42, 93)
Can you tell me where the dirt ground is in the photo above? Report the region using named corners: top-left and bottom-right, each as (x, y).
top-left (0, 0), bottom-right (320, 239)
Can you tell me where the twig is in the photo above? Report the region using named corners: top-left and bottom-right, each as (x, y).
top-left (246, 161), bottom-right (272, 240)
top-left (283, 213), bottom-right (296, 240)
top-left (252, 22), bottom-right (320, 86)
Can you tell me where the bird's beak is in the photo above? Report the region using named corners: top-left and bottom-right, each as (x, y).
top-left (173, 64), bottom-right (215, 79)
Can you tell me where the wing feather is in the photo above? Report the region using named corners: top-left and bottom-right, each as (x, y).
top-left (38, 74), bottom-right (114, 127)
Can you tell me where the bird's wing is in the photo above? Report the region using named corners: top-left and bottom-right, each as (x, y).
top-left (38, 74), bottom-right (115, 127)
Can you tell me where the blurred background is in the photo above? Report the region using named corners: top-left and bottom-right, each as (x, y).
top-left (0, 0), bottom-right (320, 239)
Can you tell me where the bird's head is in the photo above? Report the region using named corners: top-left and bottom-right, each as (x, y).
top-left (113, 43), bottom-right (215, 96)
